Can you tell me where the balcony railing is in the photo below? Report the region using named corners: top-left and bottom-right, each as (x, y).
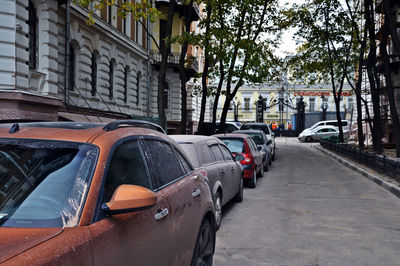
top-left (150, 51), bottom-right (180, 65)
top-left (150, 50), bottom-right (199, 73)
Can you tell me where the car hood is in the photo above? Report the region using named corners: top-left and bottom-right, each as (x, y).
top-left (0, 227), bottom-right (63, 263)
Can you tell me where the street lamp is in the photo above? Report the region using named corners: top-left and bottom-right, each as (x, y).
top-left (234, 97), bottom-right (241, 122)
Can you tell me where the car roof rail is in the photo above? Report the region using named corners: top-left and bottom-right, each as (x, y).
top-left (103, 120), bottom-right (166, 134)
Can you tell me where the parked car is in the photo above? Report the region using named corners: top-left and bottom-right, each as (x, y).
top-left (240, 123), bottom-right (276, 160)
top-left (300, 120), bottom-right (350, 136)
top-left (0, 121), bottom-right (216, 265)
top-left (233, 130), bottom-right (272, 171)
top-left (214, 134), bottom-right (263, 188)
top-left (196, 122), bottom-right (240, 136)
top-left (170, 135), bottom-right (244, 229)
top-left (298, 125), bottom-right (350, 142)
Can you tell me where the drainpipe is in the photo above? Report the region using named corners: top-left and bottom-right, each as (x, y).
top-left (64, 0), bottom-right (71, 107)
top-left (146, 16), bottom-right (151, 117)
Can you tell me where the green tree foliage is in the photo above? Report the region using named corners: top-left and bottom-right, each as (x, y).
top-left (194, 0), bottom-right (282, 132)
top-left (284, 0), bottom-right (359, 143)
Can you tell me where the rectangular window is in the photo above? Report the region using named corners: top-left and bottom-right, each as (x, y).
top-left (109, 61), bottom-right (114, 99)
top-left (309, 98), bottom-right (315, 112)
top-left (91, 52), bottom-right (97, 96)
top-left (68, 44), bottom-right (75, 91)
top-left (244, 98), bottom-right (250, 110)
top-left (159, 20), bottom-right (170, 53)
top-left (28, 1), bottom-right (37, 69)
top-left (124, 67), bottom-right (128, 103)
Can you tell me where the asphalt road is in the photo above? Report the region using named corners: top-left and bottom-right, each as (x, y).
top-left (214, 137), bottom-right (400, 266)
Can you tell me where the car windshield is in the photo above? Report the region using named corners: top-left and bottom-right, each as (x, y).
top-left (0, 139), bottom-right (97, 228)
top-left (220, 139), bottom-right (245, 153)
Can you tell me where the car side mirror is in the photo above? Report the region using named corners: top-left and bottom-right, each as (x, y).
top-left (257, 146), bottom-right (262, 151)
top-left (234, 154), bottom-right (245, 162)
top-left (102, 185), bottom-right (157, 215)
top-left (267, 139), bottom-right (272, 145)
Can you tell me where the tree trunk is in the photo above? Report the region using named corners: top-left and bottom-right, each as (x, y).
top-left (178, 1), bottom-right (194, 134)
top-left (157, 0), bottom-right (176, 131)
top-left (380, 13), bottom-right (400, 157)
top-left (365, 0), bottom-right (383, 153)
top-left (197, 3), bottom-right (212, 134)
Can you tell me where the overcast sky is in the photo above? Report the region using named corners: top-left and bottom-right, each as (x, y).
top-left (275, 0), bottom-right (303, 58)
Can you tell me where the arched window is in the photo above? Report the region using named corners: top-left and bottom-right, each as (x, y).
top-left (163, 81), bottom-right (169, 110)
top-left (28, 1), bottom-right (38, 69)
top-left (136, 72), bottom-right (141, 105)
top-left (91, 51), bottom-right (98, 96)
top-left (124, 66), bottom-right (129, 103)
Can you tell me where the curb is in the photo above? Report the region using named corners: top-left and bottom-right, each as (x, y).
top-left (314, 144), bottom-right (400, 199)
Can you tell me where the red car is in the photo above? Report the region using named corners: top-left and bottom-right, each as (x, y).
top-left (214, 134), bottom-right (263, 188)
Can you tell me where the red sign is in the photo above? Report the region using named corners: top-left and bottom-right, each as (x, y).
top-left (293, 91), bottom-right (352, 97)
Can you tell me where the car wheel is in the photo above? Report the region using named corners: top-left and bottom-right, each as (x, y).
top-left (305, 136), bottom-right (312, 142)
top-left (248, 169), bottom-right (257, 188)
top-left (257, 164), bottom-right (264, 177)
top-left (214, 192), bottom-right (222, 230)
top-left (234, 178), bottom-right (244, 202)
top-left (191, 219), bottom-right (215, 266)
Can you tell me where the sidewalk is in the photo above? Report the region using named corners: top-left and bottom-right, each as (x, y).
top-left (314, 143), bottom-right (400, 199)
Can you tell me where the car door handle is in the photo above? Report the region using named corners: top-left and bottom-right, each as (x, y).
top-left (192, 188), bottom-right (201, 198)
top-left (154, 208), bottom-right (169, 221)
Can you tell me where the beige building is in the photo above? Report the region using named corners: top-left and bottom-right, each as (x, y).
top-left (216, 83), bottom-right (355, 130)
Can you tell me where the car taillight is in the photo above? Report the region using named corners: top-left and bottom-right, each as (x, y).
top-left (241, 153), bottom-right (252, 164)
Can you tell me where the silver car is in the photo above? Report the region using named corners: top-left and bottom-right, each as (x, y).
top-left (170, 135), bottom-right (244, 230)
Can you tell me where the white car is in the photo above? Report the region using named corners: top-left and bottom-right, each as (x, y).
top-left (300, 120), bottom-right (350, 136)
top-left (298, 125), bottom-right (349, 142)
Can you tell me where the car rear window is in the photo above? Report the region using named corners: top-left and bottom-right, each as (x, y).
top-left (177, 143), bottom-right (200, 168)
top-left (246, 133), bottom-right (264, 145)
top-left (219, 138), bottom-right (245, 153)
top-left (0, 139), bottom-right (97, 228)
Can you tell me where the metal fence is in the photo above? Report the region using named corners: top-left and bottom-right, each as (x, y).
top-left (320, 140), bottom-right (400, 182)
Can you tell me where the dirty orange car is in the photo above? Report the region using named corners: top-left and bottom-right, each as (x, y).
top-left (0, 121), bottom-right (216, 265)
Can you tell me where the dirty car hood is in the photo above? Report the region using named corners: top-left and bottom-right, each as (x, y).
top-left (0, 227), bottom-right (62, 263)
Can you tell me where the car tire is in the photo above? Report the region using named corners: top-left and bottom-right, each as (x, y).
top-left (214, 192), bottom-right (222, 230)
top-left (257, 164), bottom-right (264, 177)
top-left (191, 219), bottom-right (215, 266)
top-left (234, 178), bottom-right (244, 202)
top-left (305, 136), bottom-right (312, 142)
top-left (248, 169), bottom-right (257, 188)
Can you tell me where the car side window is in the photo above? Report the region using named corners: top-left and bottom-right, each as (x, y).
top-left (142, 139), bottom-right (185, 189)
top-left (210, 144), bottom-right (224, 161)
top-left (103, 140), bottom-right (152, 203)
top-left (220, 145), bottom-right (234, 161)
